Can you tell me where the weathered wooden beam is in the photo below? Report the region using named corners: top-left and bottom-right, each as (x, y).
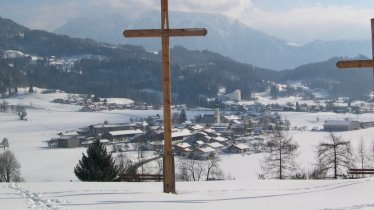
top-left (123, 28), bottom-right (208, 38)
top-left (336, 60), bottom-right (374, 69)
top-left (160, 0), bottom-right (175, 194)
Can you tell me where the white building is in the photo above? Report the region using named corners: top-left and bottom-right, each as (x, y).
top-left (2, 50), bottom-right (24, 58)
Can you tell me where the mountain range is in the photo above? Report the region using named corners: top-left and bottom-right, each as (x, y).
top-left (55, 11), bottom-right (371, 70)
top-left (0, 16), bottom-right (372, 106)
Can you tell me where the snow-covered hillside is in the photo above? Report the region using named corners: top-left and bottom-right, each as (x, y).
top-left (2, 179), bottom-right (374, 210)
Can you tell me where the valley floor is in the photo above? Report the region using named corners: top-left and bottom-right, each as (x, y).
top-left (1, 91), bottom-right (374, 209)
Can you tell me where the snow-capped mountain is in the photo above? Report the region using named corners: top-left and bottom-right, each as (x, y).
top-left (55, 11), bottom-right (371, 70)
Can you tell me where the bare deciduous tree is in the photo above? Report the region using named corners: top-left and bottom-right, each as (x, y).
top-left (356, 138), bottom-right (371, 178)
top-left (0, 101), bottom-right (8, 112)
top-left (316, 132), bottom-right (353, 179)
top-left (187, 159), bottom-right (204, 181)
top-left (177, 159), bottom-right (190, 181)
top-left (205, 155), bottom-right (222, 181)
top-left (177, 155), bottom-right (224, 181)
top-left (1, 138), bottom-right (9, 150)
top-left (0, 150), bottom-right (23, 182)
top-left (115, 152), bottom-right (132, 174)
top-left (155, 159), bottom-right (163, 175)
top-left (261, 129), bottom-right (299, 179)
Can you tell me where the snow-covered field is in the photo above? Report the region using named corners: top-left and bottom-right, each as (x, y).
top-left (1, 90), bottom-right (374, 209)
top-left (3, 179), bottom-right (374, 210)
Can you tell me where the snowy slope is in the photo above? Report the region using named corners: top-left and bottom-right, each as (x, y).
top-left (2, 179), bottom-right (374, 210)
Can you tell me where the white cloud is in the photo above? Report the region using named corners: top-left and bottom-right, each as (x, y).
top-left (240, 5), bottom-right (374, 43)
top-left (2, 0), bottom-right (374, 43)
top-left (170, 0), bottom-right (253, 19)
top-left (89, 0), bottom-right (253, 19)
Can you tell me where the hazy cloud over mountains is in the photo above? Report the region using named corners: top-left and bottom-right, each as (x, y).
top-left (1, 0), bottom-right (374, 43)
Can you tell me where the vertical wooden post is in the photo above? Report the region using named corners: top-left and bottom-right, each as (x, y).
top-left (161, 0), bottom-right (175, 194)
top-left (371, 18), bottom-right (374, 91)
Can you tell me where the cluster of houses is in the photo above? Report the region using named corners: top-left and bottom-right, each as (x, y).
top-left (46, 100), bottom-right (374, 160)
top-left (220, 97), bottom-right (374, 115)
top-left (46, 107), bottom-right (290, 159)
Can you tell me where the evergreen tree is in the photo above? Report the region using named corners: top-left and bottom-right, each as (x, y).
top-left (28, 85), bottom-right (34, 94)
top-left (296, 101), bottom-right (300, 111)
top-left (179, 109), bottom-right (187, 123)
top-left (74, 140), bottom-right (119, 181)
top-left (270, 84), bottom-right (279, 99)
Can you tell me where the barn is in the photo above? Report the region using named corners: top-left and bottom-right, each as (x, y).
top-left (323, 119), bottom-right (360, 131)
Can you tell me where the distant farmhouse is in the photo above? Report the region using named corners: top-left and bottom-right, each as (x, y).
top-left (2, 50), bottom-right (24, 59)
top-left (218, 89), bottom-right (241, 102)
top-left (47, 135), bottom-right (81, 148)
top-left (323, 119), bottom-right (360, 131)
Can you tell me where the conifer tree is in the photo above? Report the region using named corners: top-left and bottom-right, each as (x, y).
top-left (179, 109), bottom-right (187, 123)
top-left (74, 140), bottom-right (119, 181)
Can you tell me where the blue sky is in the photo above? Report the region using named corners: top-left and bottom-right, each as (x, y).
top-left (1, 0), bottom-right (374, 43)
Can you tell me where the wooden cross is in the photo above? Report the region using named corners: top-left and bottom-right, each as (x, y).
top-left (337, 19), bottom-right (374, 91)
top-left (123, 0), bottom-right (207, 193)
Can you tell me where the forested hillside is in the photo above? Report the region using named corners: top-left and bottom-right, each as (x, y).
top-left (0, 17), bottom-right (266, 106)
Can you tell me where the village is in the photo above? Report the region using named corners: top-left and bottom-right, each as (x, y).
top-left (46, 95), bottom-right (374, 163)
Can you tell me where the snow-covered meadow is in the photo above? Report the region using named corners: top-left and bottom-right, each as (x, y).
top-left (1, 90), bottom-right (374, 209)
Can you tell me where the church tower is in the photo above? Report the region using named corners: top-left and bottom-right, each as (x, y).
top-left (214, 104), bottom-right (221, 124)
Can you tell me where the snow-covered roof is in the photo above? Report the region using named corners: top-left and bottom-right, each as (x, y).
top-left (175, 142), bottom-right (191, 149)
top-left (231, 143), bottom-right (249, 150)
top-left (233, 120), bottom-right (243, 125)
top-left (203, 128), bottom-right (216, 134)
top-left (197, 147), bottom-right (216, 153)
top-left (224, 115), bottom-right (241, 121)
top-left (101, 98), bottom-right (134, 105)
top-left (324, 119), bottom-right (355, 126)
top-left (189, 124), bottom-right (204, 130)
top-left (196, 140), bottom-right (205, 145)
top-left (109, 129), bottom-right (143, 136)
top-left (92, 124), bottom-right (128, 128)
top-left (100, 139), bottom-right (110, 143)
top-left (60, 131), bottom-right (78, 136)
top-left (212, 136), bottom-right (228, 142)
top-left (208, 142), bottom-right (224, 148)
top-left (172, 129), bottom-right (191, 138)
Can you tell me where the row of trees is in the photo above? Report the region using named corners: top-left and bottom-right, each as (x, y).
top-left (260, 129), bottom-right (370, 179)
top-left (0, 101), bottom-right (27, 120)
top-left (177, 155), bottom-right (223, 181)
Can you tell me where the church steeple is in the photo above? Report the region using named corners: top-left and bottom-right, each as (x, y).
top-left (214, 104), bottom-right (221, 124)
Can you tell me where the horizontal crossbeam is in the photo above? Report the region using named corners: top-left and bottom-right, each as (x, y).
top-left (349, 168), bottom-right (374, 172)
top-left (123, 28), bottom-right (208, 38)
top-left (336, 60), bottom-right (374, 69)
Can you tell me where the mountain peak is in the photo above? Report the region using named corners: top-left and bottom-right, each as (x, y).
top-left (0, 17), bottom-right (29, 38)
